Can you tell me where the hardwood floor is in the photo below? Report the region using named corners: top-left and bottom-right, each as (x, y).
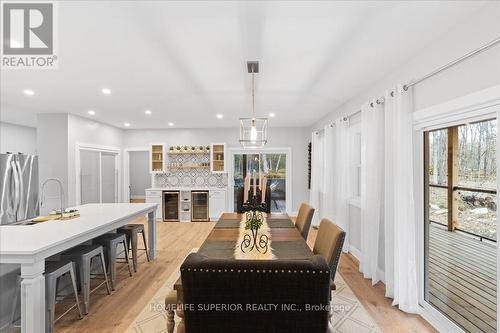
top-left (308, 228), bottom-right (437, 333)
top-left (55, 219), bottom-right (215, 333)
top-left (52, 219), bottom-right (436, 333)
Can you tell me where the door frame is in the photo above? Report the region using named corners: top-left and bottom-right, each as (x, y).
top-left (227, 147), bottom-right (292, 215)
top-left (75, 142), bottom-right (121, 205)
top-left (413, 85), bottom-right (500, 333)
top-left (123, 147), bottom-right (150, 203)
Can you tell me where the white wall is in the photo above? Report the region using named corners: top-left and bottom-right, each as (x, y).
top-left (67, 114), bottom-right (124, 206)
top-left (309, 2), bottom-right (500, 277)
top-left (129, 151), bottom-right (151, 198)
top-left (311, 3), bottom-right (500, 131)
top-left (123, 127), bottom-right (310, 210)
top-left (0, 122), bottom-right (37, 155)
top-left (37, 114), bottom-right (69, 215)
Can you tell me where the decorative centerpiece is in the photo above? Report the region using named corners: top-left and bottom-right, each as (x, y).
top-left (239, 177), bottom-right (269, 254)
top-left (240, 209), bottom-right (269, 254)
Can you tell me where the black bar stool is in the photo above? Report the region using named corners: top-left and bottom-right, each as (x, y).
top-left (118, 224), bottom-right (150, 272)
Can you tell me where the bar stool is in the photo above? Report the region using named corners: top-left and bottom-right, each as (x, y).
top-left (118, 224), bottom-right (150, 272)
top-left (61, 244), bottom-right (112, 314)
top-left (9, 261), bottom-right (83, 333)
top-left (94, 233), bottom-right (133, 290)
top-left (45, 260), bottom-right (84, 333)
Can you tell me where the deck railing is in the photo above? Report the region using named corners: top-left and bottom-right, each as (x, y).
top-left (429, 183), bottom-right (497, 243)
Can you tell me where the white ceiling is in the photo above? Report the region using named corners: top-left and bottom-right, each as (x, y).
top-left (0, 1), bottom-right (489, 129)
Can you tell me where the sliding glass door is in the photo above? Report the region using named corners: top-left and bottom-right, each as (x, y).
top-left (424, 119), bottom-right (497, 332)
top-left (233, 151), bottom-right (288, 213)
top-left (80, 149), bottom-right (119, 204)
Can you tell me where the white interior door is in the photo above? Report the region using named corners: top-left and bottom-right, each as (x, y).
top-left (101, 152), bottom-right (118, 203)
top-left (80, 150), bottom-right (101, 204)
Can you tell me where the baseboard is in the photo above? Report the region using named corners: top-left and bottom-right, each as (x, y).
top-left (348, 245), bottom-right (361, 260)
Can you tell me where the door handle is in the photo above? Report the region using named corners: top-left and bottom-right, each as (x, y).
top-left (16, 160), bottom-right (24, 213)
top-left (11, 161), bottom-right (20, 217)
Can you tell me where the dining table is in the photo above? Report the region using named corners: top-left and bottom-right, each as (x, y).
top-left (168, 212), bottom-right (315, 333)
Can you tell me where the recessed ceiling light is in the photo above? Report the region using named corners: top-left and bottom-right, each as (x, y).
top-left (88, 110), bottom-right (96, 116)
top-left (269, 113), bottom-right (275, 118)
top-left (168, 122), bottom-right (174, 127)
top-left (144, 110), bottom-right (152, 115)
top-left (216, 114), bottom-right (223, 119)
top-left (23, 89), bottom-right (35, 96)
top-left (101, 88), bottom-right (112, 95)
top-left (124, 122), bottom-right (131, 127)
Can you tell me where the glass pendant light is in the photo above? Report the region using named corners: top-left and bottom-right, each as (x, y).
top-left (239, 61), bottom-right (268, 148)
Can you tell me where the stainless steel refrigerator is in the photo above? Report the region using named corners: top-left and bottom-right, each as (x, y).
top-left (0, 153), bottom-right (39, 225)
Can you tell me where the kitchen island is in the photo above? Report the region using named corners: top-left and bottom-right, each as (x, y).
top-left (0, 203), bottom-right (157, 333)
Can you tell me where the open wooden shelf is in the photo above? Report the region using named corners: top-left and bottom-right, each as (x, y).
top-left (168, 151), bottom-right (209, 155)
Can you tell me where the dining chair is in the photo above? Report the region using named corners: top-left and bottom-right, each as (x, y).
top-left (295, 203), bottom-right (315, 240)
top-left (313, 218), bottom-right (346, 290)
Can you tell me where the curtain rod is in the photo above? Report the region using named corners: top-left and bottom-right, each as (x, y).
top-left (404, 37), bottom-right (500, 90)
top-left (347, 37), bottom-right (500, 117)
top-left (314, 123), bottom-right (334, 134)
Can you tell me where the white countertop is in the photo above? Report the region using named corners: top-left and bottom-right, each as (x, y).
top-left (146, 187), bottom-right (227, 191)
top-left (0, 203), bottom-right (157, 259)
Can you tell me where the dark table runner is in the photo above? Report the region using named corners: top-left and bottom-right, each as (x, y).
top-left (199, 213), bottom-right (313, 260)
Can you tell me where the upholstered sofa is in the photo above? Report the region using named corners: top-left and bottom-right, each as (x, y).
top-left (180, 253), bottom-right (331, 333)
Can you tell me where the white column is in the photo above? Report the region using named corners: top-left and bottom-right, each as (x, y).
top-left (148, 210), bottom-right (157, 259)
top-left (21, 260), bottom-right (45, 333)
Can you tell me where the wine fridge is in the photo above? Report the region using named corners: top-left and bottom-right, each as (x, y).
top-left (163, 191), bottom-right (180, 221)
top-left (191, 191), bottom-right (209, 221)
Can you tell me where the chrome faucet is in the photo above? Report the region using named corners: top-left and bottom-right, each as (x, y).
top-left (41, 178), bottom-right (65, 217)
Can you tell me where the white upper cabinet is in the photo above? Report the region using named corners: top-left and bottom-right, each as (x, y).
top-left (150, 143), bottom-right (165, 173)
top-left (210, 143), bottom-right (226, 173)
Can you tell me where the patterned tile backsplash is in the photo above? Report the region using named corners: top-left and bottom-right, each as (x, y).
top-left (153, 153), bottom-right (228, 188)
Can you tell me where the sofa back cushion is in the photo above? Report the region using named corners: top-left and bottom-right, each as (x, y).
top-left (180, 253), bottom-right (331, 333)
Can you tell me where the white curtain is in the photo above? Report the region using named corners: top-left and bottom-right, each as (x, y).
top-left (384, 85), bottom-right (419, 313)
top-left (360, 101), bottom-right (384, 284)
top-left (323, 125), bottom-right (336, 224)
top-left (309, 131), bottom-right (323, 226)
top-left (334, 117), bottom-right (351, 251)
top-left (310, 126), bottom-right (336, 227)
